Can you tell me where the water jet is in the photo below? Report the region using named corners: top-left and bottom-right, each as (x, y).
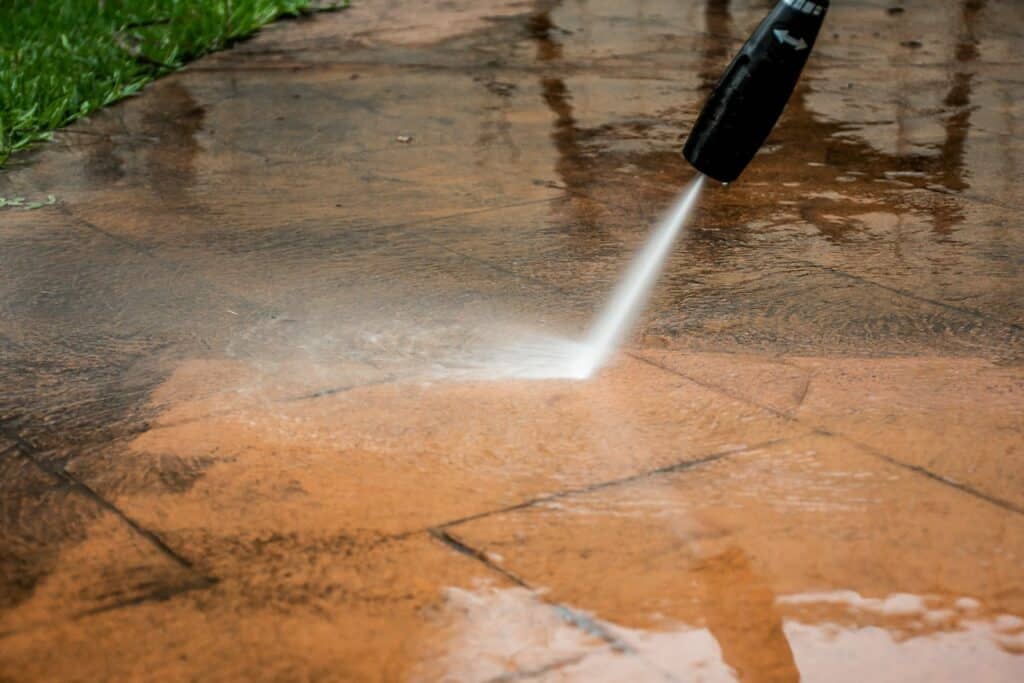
top-left (482, 0), bottom-right (829, 380)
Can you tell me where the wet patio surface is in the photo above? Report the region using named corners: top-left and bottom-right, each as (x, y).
top-left (1, 0), bottom-right (1023, 680)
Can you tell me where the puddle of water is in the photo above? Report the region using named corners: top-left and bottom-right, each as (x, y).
top-left (779, 590), bottom-right (1024, 682)
top-left (420, 585), bottom-right (1024, 682)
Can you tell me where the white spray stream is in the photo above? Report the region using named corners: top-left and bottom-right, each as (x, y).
top-left (438, 174), bottom-right (705, 382)
top-left (572, 173), bottom-right (706, 378)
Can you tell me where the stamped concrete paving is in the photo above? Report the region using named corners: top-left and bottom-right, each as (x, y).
top-left (1, 0), bottom-right (1023, 681)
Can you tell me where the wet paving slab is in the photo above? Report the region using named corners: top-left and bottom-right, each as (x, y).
top-left (0, 449), bottom-right (203, 636)
top-left (445, 434), bottom-right (1024, 680)
top-left (2, 0), bottom-right (1023, 680)
top-left (2, 535), bottom-right (612, 682)
top-left (636, 351), bottom-right (1024, 511)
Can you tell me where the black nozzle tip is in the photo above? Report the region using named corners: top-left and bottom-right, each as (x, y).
top-left (682, 0), bottom-right (828, 184)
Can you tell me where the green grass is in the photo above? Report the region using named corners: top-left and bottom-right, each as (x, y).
top-left (0, 0), bottom-right (344, 166)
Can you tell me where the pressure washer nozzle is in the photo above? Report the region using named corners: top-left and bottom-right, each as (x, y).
top-left (683, 0), bottom-right (829, 184)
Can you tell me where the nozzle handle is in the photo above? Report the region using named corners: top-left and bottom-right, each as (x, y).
top-left (683, 0), bottom-right (829, 183)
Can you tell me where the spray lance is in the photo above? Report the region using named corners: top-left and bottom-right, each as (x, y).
top-left (567, 0), bottom-right (830, 377)
top-left (684, 0), bottom-right (829, 184)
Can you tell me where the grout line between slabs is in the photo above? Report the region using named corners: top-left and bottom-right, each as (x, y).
top-left (483, 654), bottom-right (590, 683)
top-left (630, 352), bottom-right (1024, 516)
top-left (785, 258), bottom-right (1024, 333)
top-left (428, 528), bottom-right (637, 657)
top-left (0, 424), bottom-right (207, 576)
top-left (432, 439), bottom-right (788, 532)
top-left (422, 438), bottom-right (802, 662)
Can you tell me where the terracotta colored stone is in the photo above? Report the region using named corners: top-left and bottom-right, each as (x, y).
top-left (1, 0), bottom-right (1022, 680)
